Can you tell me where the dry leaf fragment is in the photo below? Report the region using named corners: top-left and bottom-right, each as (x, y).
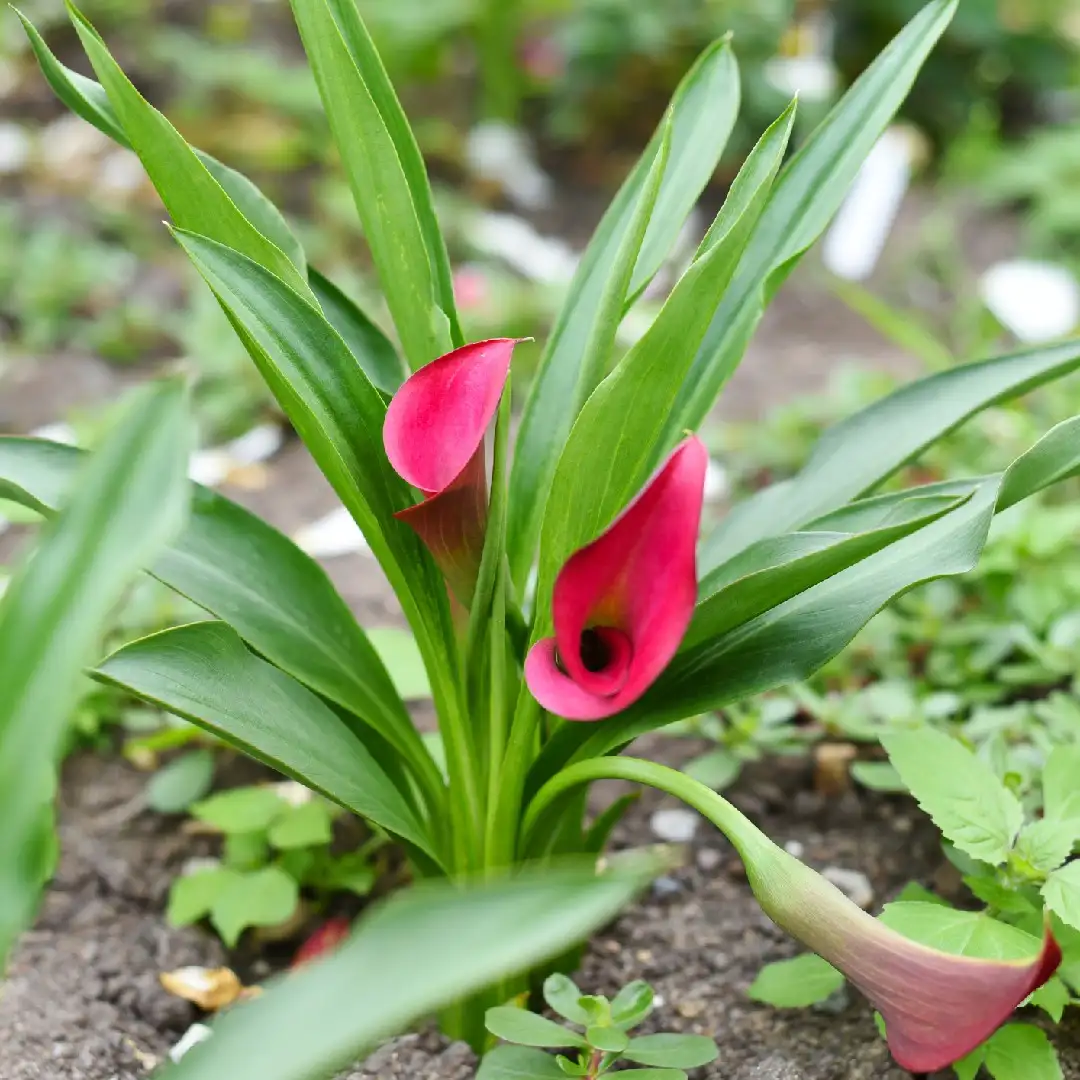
top-left (160, 965), bottom-right (243, 1011)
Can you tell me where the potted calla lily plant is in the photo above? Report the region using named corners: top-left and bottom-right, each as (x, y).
top-left (9, 0), bottom-right (1080, 1071)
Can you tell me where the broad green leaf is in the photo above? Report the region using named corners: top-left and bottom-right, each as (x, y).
top-left (1015, 819), bottom-right (1077, 875)
top-left (1043, 862), bottom-right (1080, 931)
top-left (1029, 976), bottom-right (1071, 1023)
top-left (95, 621), bottom-right (437, 862)
top-left (953, 1047), bottom-right (985, 1080)
top-left (623, 1033), bottom-right (718, 1068)
top-left (290, 0), bottom-right (448, 368)
top-left (664, 0), bottom-right (960, 439)
top-left (268, 801), bottom-right (335, 850)
top-left (0, 437), bottom-right (435, 790)
top-left (683, 748), bottom-right (742, 792)
top-left (211, 866), bottom-right (300, 947)
top-left (167, 867), bottom-right (235, 927)
top-left (881, 728), bottom-right (1022, 865)
top-left (478, 1045), bottom-right (571, 1080)
top-left (0, 380), bottom-right (190, 964)
top-left (615, 1072), bottom-right (687, 1080)
top-left (879, 902), bottom-right (1041, 960)
top-left (707, 339), bottom-right (1080, 567)
top-left (535, 103), bottom-right (794, 626)
top-left (308, 268), bottom-right (406, 395)
top-left (507, 39), bottom-right (740, 587)
top-left (19, 10), bottom-right (307, 273)
top-left (610, 980), bottom-right (654, 1029)
top-left (746, 954), bottom-right (845, 1008)
top-left (147, 749), bottom-right (215, 814)
top-left (850, 761), bottom-right (905, 793)
top-left (586, 1026), bottom-right (629, 1053)
top-left (486, 1007), bottom-right (587, 1049)
top-left (1043, 745), bottom-right (1080, 827)
top-left (192, 787), bottom-right (286, 834)
top-left (367, 627), bottom-right (432, 701)
top-left (997, 415), bottom-right (1080, 512)
top-left (65, 3), bottom-right (310, 298)
top-left (169, 230), bottom-right (458, 734)
top-left (161, 857), bottom-right (662, 1080)
top-left (542, 974), bottom-right (590, 1025)
top-left (984, 1023), bottom-right (1063, 1080)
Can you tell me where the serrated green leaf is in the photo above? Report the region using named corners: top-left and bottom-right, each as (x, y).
top-left (1016, 818), bottom-right (1076, 875)
top-left (477, 1044), bottom-right (567, 1080)
top-left (623, 1033), bottom-right (718, 1068)
top-left (747, 954), bottom-right (845, 1008)
top-left (1029, 976), bottom-right (1070, 1023)
top-left (485, 1007), bottom-right (587, 1049)
top-left (1043, 862), bottom-right (1080, 931)
top-left (193, 787), bottom-right (286, 834)
top-left (984, 1023), bottom-right (1062, 1080)
top-left (267, 800), bottom-right (335, 850)
top-left (367, 627), bottom-right (431, 701)
top-left (210, 866), bottom-right (300, 947)
top-left (586, 1025), bottom-right (628, 1053)
top-left (542, 974), bottom-right (590, 1026)
top-left (962, 875), bottom-right (1039, 915)
top-left (167, 867), bottom-right (235, 927)
top-left (850, 761), bottom-right (906, 793)
top-left (881, 728), bottom-right (1022, 866)
top-left (879, 902), bottom-right (1041, 960)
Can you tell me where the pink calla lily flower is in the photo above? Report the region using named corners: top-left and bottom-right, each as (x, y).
top-left (525, 437), bottom-right (707, 720)
top-left (383, 339), bottom-right (518, 603)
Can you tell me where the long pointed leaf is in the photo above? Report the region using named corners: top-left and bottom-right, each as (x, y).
top-left (0, 381), bottom-right (190, 963)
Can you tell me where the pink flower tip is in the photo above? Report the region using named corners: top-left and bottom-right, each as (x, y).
top-left (525, 437), bottom-right (708, 720)
top-left (291, 916), bottom-right (351, 968)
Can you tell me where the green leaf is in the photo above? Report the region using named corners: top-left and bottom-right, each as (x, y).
top-left (586, 1026), bottom-right (628, 1053)
top-left (267, 801), bottom-right (335, 850)
top-left (308, 268), bottom-right (406, 395)
top-left (984, 1023), bottom-right (1063, 1080)
top-left (0, 380), bottom-right (190, 965)
top-left (683, 748), bottom-right (742, 792)
top-left (881, 728), bottom-right (1021, 866)
top-left (1016, 818), bottom-right (1077, 875)
top-left (664, 0), bottom-right (959, 439)
top-left (1043, 862), bottom-right (1080, 931)
top-left (610, 980), bottom-right (654, 1030)
top-left (707, 340), bottom-right (1080, 567)
top-left (850, 761), bottom-right (905, 793)
top-left (225, 831), bottom-right (270, 871)
top-left (147, 750), bottom-right (215, 814)
top-left (169, 229), bottom-right (458, 748)
top-left (879, 902), bottom-right (1041, 960)
top-left (542, 974), bottom-right (591, 1025)
top-left (507, 39), bottom-right (740, 587)
top-left (1029, 976), bottom-right (1071, 1023)
top-left (167, 867), bottom-right (234, 927)
top-left (535, 103), bottom-right (794, 625)
top-left (747, 954), bottom-right (845, 1008)
top-left (1043, 745), bottom-right (1080, 827)
top-left (0, 437), bottom-right (434, 793)
top-left (160, 855), bottom-right (663, 1079)
top-left (210, 866), bottom-right (300, 947)
top-left (953, 1046), bottom-right (985, 1080)
top-left (193, 787), bottom-right (286, 834)
top-left (623, 1033), bottom-right (718, 1069)
top-left (616, 1071), bottom-right (687, 1080)
top-left (367, 627), bottom-right (431, 701)
top-left (95, 621), bottom-right (437, 863)
top-left (583, 792), bottom-right (640, 855)
top-left (65, 2), bottom-right (310, 298)
top-left (477, 1045), bottom-right (567, 1080)
top-left (486, 1007), bottom-right (587, 1049)
top-left (998, 416), bottom-right (1080, 512)
top-left (289, 0), bottom-right (448, 367)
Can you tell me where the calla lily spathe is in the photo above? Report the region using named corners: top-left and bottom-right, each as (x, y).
top-left (526, 437), bottom-right (707, 720)
top-left (383, 338), bottom-right (518, 603)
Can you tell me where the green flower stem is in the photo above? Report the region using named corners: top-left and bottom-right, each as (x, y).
top-left (486, 688), bottom-right (542, 866)
top-left (475, 0), bottom-right (524, 123)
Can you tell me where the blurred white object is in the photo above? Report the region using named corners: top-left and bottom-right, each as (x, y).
top-left (823, 127), bottom-right (914, 281)
top-left (466, 120), bottom-right (553, 211)
top-left (764, 55), bottom-right (837, 101)
top-left (980, 260), bottom-right (1080, 344)
top-left (30, 422), bottom-right (77, 445)
top-left (471, 212), bottom-right (578, 285)
top-left (168, 1024), bottom-right (213, 1063)
top-left (616, 306), bottom-right (658, 347)
top-left (0, 123), bottom-right (31, 176)
top-left (270, 780), bottom-right (314, 807)
top-left (188, 423), bottom-right (284, 487)
top-left (97, 148), bottom-right (146, 196)
top-left (704, 458), bottom-right (730, 504)
top-left (36, 114), bottom-right (110, 179)
top-left (293, 506), bottom-right (369, 558)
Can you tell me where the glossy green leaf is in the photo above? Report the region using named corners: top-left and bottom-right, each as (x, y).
top-left (707, 339), bottom-right (1080, 567)
top-left (65, 2), bottom-right (310, 298)
top-left (665, 0), bottom-right (960, 438)
top-left (535, 103), bottom-right (794, 626)
top-left (984, 1023), bottom-right (1063, 1080)
top-left (1043, 862), bottom-right (1080, 932)
top-left (747, 954), bottom-right (845, 1008)
top-left (879, 902), bottom-right (1040, 960)
top-left (0, 380), bottom-right (190, 964)
top-left (147, 749), bottom-right (215, 814)
top-left (478, 1045), bottom-right (571, 1080)
top-left (0, 437), bottom-right (435, 791)
top-left (95, 621), bottom-right (437, 862)
top-left (998, 415), bottom-right (1080, 512)
top-left (290, 0), bottom-right (448, 367)
top-left (163, 857), bottom-right (661, 1080)
top-left (542, 974), bottom-right (590, 1025)
top-left (170, 229), bottom-right (458, 735)
top-left (586, 1026), bottom-right (628, 1053)
top-left (486, 1007), bottom-right (586, 1049)
top-left (881, 728), bottom-right (1022, 866)
top-left (615, 1071), bottom-right (686, 1080)
top-left (308, 268), bottom-right (406, 395)
top-left (610, 979), bottom-right (654, 1029)
top-left (211, 866), bottom-right (300, 947)
top-left (193, 787), bottom-right (285, 834)
top-left (507, 39), bottom-right (740, 587)
top-left (623, 1033), bottom-right (718, 1069)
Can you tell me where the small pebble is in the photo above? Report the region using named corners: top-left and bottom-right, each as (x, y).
top-left (821, 867), bottom-right (874, 909)
top-left (783, 840), bottom-right (805, 859)
top-left (650, 808), bottom-right (700, 844)
top-left (651, 875), bottom-right (684, 899)
top-left (696, 847), bottom-right (722, 872)
top-left (168, 1023), bottom-right (213, 1063)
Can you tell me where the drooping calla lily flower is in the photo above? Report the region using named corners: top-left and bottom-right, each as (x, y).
top-left (383, 338), bottom-right (518, 604)
top-left (525, 437), bottom-right (707, 720)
